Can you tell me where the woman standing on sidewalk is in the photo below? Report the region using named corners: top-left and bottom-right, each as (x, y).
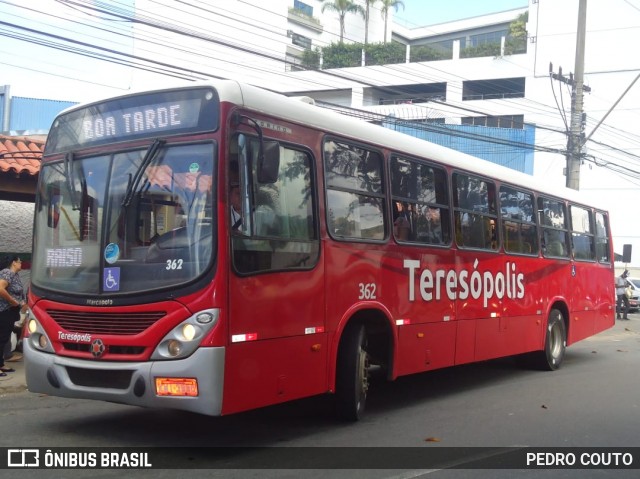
top-left (0, 255), bottom-right (27, 376)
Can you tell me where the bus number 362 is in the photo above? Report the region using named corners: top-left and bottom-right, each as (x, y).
top-left (166, 259), bottom-right (184, 270)
top-left (358, 283), bottom-right (377, 300)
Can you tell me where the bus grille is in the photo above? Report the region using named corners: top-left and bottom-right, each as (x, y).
top-left (47, 310), bottom-right (165, 335)
top-left (66, 366), bottom-right (133, 389)
top-left (61, 343), bottom-right (146, 355)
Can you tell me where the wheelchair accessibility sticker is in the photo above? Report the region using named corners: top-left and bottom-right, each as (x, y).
top-left (104, 267), bottom-right (120, 291)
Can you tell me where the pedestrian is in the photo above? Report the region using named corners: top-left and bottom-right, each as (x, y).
top-left (615, 269), bottom-right (630, 320)
top-left (0, 255), bottom-right (27, 376)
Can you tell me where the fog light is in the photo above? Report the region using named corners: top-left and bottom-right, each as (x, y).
top-left (182, 324), bottom-right (196, 341)
top-left (38, 335), bottom-right (48, 349)
top-left (167, 339), bottom-right (182, 356)
top-left (28, 319), bottom-right (38, 334)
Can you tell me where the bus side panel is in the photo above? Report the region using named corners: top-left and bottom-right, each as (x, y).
top-left (455, 319), bottom-right (476, 365)
top-left (569, 262), bottom-right (615, 344)
top-left (221, 334), bottom-right (329, 415)
top-left (595, 264), bottom-right (616, 335)
top-left (474, 315), bottom-right (543, 361)
top-left (455, 253), bottom-right (544, 361)
top-left (395, 321), bottom-right (457, 376)
top-left (569, 261), bottom-right (598, 340)
top-left (228, 269), bottom-right (325, 340)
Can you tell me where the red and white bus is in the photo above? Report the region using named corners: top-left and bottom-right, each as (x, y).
top-left (25, 81), bottom-right (615, 420)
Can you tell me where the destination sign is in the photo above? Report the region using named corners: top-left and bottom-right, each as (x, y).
top-left (45, 87), bottom-right (219, 155)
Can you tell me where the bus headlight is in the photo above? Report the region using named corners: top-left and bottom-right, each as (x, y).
top-left (151, 308), bottom-right (219, 360)
top-left (28, 318), bottom-right (38, 334)
top-left (182, 323), bottom-right (196, 341)
top-left (26, 315), bottom-right (55, 353)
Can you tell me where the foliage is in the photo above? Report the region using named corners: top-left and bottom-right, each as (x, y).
top-left (287, 6), bottom-right (321, 25)
top-left (504, 12), bottom-right (528, 55)
top-left (410, 45), bottom-right (447, 62)
top-left (365, 42), bottom-right (405, 66)
top-left (301, 48), bottom-right (321, 70)
top-left (322, 42), bottom-right (362, 69)
top-left (321, 0), bottom-right (365, 43)
top-left (460, 42), bottom-right (501, 59)
top-left (380, 0), bottom-right (405, 43)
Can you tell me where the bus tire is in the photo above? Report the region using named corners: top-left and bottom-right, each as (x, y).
top-left (335, 323), bottom-right (369, 421)
top-left (532, 308), bottom-right (567, 371)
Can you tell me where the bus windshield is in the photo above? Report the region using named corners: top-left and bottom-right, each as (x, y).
top-left (31, 141), bottom-right (215, 295)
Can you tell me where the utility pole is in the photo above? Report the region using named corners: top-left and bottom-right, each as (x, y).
top-left (566, 0), bottom-right (588, 190)
top-left (550, 0), bottom-right (590, 190)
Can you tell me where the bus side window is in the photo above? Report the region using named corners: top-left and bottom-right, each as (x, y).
top-left (538, 197), bottom-right (569, 258)
top-left (453, 173), bottom-right (497, 250)
top-left (570, 205), bottom-right (595, 261)
top-left (324, 139), bottom-right (385, 241)
top-left (499, 185), bottom-right (538, 255)
top-left (390, 156), bottom-right (450, 245)
top-left (594, 211), bottom-right (611, 263)
top-left (232, 138), bottom-right (319, 274)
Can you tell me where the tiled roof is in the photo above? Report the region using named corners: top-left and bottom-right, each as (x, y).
top-left (0, 134), bottom-right (43, 176)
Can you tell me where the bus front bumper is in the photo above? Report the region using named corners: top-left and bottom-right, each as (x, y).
top-left (24, 341), bottom-right (225, 416)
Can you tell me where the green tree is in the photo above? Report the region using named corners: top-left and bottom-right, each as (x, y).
top-left (380, 0), bottom-right (404, 43)
top-left (321, 0), bottom-right (365, 43)
top-left (301, 47), bottom-right (321, 69)
top-left (363, 0), bottom-right (380, 45)
top-left (409, 44), bottom-right (447, 62)
top-left (365, 42), bottom-right (405, 65)
top-left (504, 11), bottom-right (528, 55)
top-left (322, 42), bottom-right (362, 68)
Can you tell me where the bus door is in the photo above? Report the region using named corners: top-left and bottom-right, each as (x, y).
top-left (568, 205), bottom-right (602, 340)
top-left (225, 133), bottom-right (325, 412)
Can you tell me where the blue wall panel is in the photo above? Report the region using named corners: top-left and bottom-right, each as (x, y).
top-left (10, 97), bottom-right (77, 132)
top-left (384, 121), bottom-right (536, 175)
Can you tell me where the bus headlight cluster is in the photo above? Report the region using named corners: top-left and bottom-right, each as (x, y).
top-left (150, 309), bottom-right (219, 360)
top-left (27, 315), bottom-right (55, 353)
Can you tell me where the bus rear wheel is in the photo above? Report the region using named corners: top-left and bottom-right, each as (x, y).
top-left (335, 323), bottom-right (369, 421)
top-left (533, 308), bottom-right (567, 370)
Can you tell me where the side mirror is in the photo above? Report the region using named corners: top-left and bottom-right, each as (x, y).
top-left (257, 141), bottom-right (280, 184)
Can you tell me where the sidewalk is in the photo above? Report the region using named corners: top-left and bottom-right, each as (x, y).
top-left (0, 354), bottom-right (27, 394)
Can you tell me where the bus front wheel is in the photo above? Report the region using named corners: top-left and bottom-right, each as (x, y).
top-left (533, 308), bottom-right (567, 371)
top-left (335, 323), bottom-right (369, 421)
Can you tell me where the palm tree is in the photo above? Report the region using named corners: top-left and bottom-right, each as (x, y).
top-left (363, 0), bottom-right (380, 45)
top-left (380, 0), bottom-right (404, 43)
top-left (321, 0), bottom-right (365, 43)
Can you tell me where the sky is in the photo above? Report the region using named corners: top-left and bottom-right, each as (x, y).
top-left (395, 0), bottom-right (528, 26)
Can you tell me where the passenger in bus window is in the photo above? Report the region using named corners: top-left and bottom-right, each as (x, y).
top-left (230, 183), bottom-right (243, 233)
top-left (415, 206), bottom-right (443, 244)
top-left (393, 202), bottom-right (411, 241)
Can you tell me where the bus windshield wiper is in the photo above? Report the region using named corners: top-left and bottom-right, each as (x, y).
top-left (122, 138), bottom-right (166, 207)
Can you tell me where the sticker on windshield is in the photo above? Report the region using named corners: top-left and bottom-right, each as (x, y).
top-left (104, 267), bottom-right (120, 292)
top-left (104, 243), bottom-right (120, 264)
top-left (189, 162), bottom-right (200, 173)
